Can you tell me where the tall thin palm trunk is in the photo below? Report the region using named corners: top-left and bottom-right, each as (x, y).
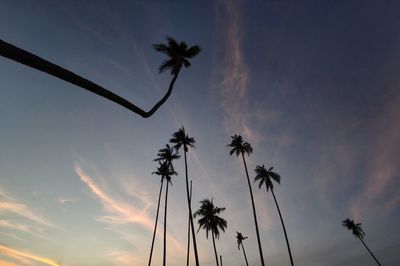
top-left (270, 188), bottom-right (294, 266)
top-left (241, 153), bottom-right (265, 266)
top-left (0, 39), bottom-right (180, 118)
top-left (241, 242), bottom-right (249, 266)
top-left (186, 181), bottom-right (192, 266)
top-left (163, 181), bottom-right (169, 266)
top-left (359, 237), bottom-right (382, 266)
top-left (184, 151), bottom-right (199, 266)
top-left (212, 231), bottom-right (219, 266)
top-left (220, 255), bottom-right (223, 266)
top-left (148, 179), bottom-right (164, 266)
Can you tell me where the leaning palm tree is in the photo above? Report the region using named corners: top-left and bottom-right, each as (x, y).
top-left (342, 218), bottom-right (382, 266)
top-left (194, 199), bottom-right (227, 266)
top-left (255, 165), bottom-right (294, 266)
top-left (227, 134), bottom-right (265, 266)
top-left (148, 145), bottom-right (180, 266)
top-left (0, 36), bottom-right (200, 118)
top-left (236, 232), bottom-right (249, 266)
top-left (152, 161), bottom-right (177, 266)
top-left (169, 127), bottom-right (199, 265)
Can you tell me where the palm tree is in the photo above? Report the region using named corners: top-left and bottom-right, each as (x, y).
top-left (254, 165), bottom-right (294, 266)
top-left (186, 180), bottom-right (192, 266)
top-left (227, 134), bottom-right (265, 266)
top-left (148, 145), bottom-right (180, 266)
top-left (342, 218), bottom-right (382, 266)
top-left (194, 199), bottom-right (227, 266)
top-left (152, 161), bottom-right (177, 266)
top-left (169, 127), bottom-right (199, 265)
top-left (236, 232), bottom-right (249, 266)
top-left (0, 37), bottom-right (200, 118)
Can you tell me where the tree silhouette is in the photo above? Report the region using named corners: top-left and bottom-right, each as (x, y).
top-left (227, 134), bottom-right (265, 266)
top-left (148, 145), bottom-right (180, 266)
top-left (236, 232), bottom-right (249, 266)
top-left (187, 180), bottom-right (192, 266)
top-left (0, 36), bottom-right (200, 118)
top-left (255, 165), bottom-right (294, 266)
top-left (194, 199), bottom-right (227, 266)
top-left (169, 127), bottom-right (199, 265)
top-left (342, 218), bottom-right (382, 266)
top-left (152, 161), bottom-right (177, 266)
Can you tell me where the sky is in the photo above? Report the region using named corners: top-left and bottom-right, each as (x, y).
top-left (1, 0), bottom-right (400, 265)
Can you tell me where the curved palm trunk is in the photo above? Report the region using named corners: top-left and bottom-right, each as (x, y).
top-left (163, 181), bottom-right (169, 266)
top-left (359, 237), bottom-right (382, 266)
top-left (241, 242), bottom-right (249, 266)
top-left (148, 179), bottom-right (164, 266)
top-left (241, 153), bottom-right (265, 266)
top-left (186, 181), bottom-right (192, 266)
top-left (0, 39), bottom-right (180, 118)
top-left (270, 189), bottom-right (294, 266)
top-left (184, 151), bottom-right (200, 266)
top-left (212, 231), bottom-right (219, 266)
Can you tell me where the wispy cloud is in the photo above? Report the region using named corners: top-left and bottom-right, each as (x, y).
top-left (75, 165), bottom-right (154, 228)
top-left (75, 164), bottom-right (185, 255)
top-left (0, 245), bottom-right (61, 266)
top-left (57, 197), bottom-right (79, 204)
top-left (351, 92), bottom-right (400, 219)
top-left (105, 250), bottom-right (142, 266)
top-left (213, 0), bottom-right (261, 143)
top-left (0, 202), bottom-right (55, 228)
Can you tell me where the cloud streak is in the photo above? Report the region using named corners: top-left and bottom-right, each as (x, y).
top-left (0, 245), bottom-right (61, 266)
top-left (0, 202), bottom-right (55, 228)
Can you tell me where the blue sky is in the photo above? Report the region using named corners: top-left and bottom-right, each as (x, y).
top-left (1, 1), bottom-right (400, 265)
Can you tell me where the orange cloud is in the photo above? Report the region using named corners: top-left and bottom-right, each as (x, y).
top-left (0, 245), bottom-right (60, 266)
top-left (0, 259), bottom-right (19, 266)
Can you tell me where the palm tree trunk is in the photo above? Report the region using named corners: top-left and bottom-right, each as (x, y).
top-left (163, 181), bottom-right (169, 266)
top-left (359, 237), bottom-right (382, 266)
top-left (212, 231), bottom-right (219, 266)
top-left (0, 39), bottom-right (180, 118)
top-left (184, 151), bottom-right (200, 266)
top-left (148, 179), bottom-right (164, 266)
top-left (241, 242), bottom-right (249, 266)
top-left (241, 153), bottom-right (265, 266)
top-left (186, 180), bottom-right (192, 266)
top-left (270, 189), bottom-right (294, 266)
top-left (220, 255), bottom-right (223, 266)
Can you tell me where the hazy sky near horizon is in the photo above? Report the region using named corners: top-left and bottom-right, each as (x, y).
top-left (1, 1), bottom-right (400, 265)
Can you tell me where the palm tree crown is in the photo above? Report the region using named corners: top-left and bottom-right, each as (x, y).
top-left (194, 199), bottom-right (227, 239)
top-left (170, 127), bottom-right (195, 152)
top-left (254, 165), bottom-right (281, 191)
top-left (154, 144), bottom-right (180, 170)
top-left (153, 36), bottom-right (201, 75)
top-left (152, 161), bottom-right (177, 184)
top-left (342, 218), bottom-right (365, 239)
top-left (227, 134), bottom-right (253, 157)
top-left (236, 232), bottom-right (248, 250)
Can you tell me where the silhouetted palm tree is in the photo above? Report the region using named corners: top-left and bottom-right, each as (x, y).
top-left (148, 145), bottom-right (180, 266)
top-left (187, 180), bottom-right (192, 266)
top-left (152, 161), bottom-right (177, 266)
top-left (236, 232), bottom-right (249, 266)
top-left (0, 37), bottom-right (200, 118)
top-left (255, 165), bottom-right (294, 266)
top-left (194, 199), bottom-right (227, 266)
top-left (227, 134), bottom-right (265, 266)
top-left (342, 219), bottom-right (382, 266)
top-left (169, 127), bottom-right (199, 265)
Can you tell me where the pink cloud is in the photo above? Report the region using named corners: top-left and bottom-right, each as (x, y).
top-left (0, 202), bottom-right (55, 228)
